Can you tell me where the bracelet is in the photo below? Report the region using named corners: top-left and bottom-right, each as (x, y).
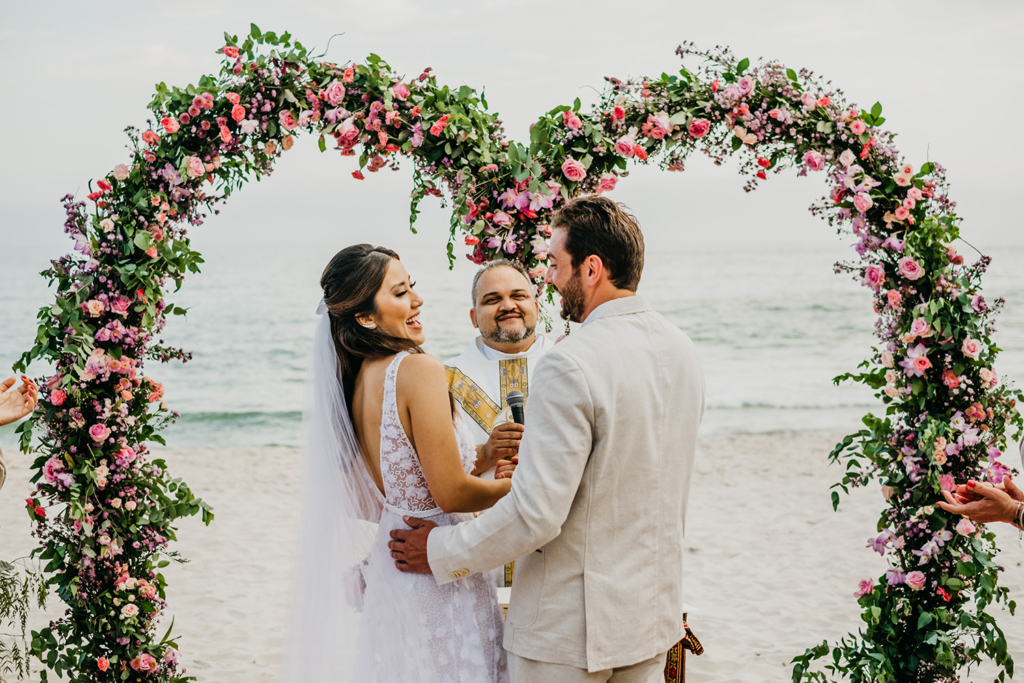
top-left (1016, 502), bottom-right (1024, 548)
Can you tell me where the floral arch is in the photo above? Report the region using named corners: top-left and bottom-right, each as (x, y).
top-left (13, 25), bottom-right (1022, 683)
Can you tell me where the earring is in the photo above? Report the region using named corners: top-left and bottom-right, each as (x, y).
top-left (360, 322), bottom-right (377, 330)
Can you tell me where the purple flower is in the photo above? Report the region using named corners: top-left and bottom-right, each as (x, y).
top-left (886, 567), bottom-right (906, 585)
top-left (867, 534), bottom-right (888, 555)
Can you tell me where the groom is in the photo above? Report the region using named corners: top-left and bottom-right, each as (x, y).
top-left (390, 195), bottom-right (705, 682)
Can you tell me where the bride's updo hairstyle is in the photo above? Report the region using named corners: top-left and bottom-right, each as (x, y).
top-left (321, 244), bottom-right (423, 403)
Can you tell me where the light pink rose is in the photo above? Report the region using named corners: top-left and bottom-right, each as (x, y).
top-left (391, 82), bottom-right (410, 101)
top-left (955, 518), bottom-right (976, 535)
top-left (909, 318), bottom-right (933, 338)
top-left (803, 150), bottom-right (825, 171)
top-left (939, 473), bottom-right (955, 491)
top-left (880, 351), bottom-right (894, 368)
top-left (528, 264), bottom-right (548, 279)
top-left (163, 649), bottom-right (179, 665)
top-left (110, 295), bottom-right (131, 316)
top-left (849, 119), bottom-right (867, 135)
top-left (863, 265), bottom-right (884, 291)
top-left (854, 580), bottom-right (874, 598)
top-left (885, 370), bottom-right (898, 384)
top-left (614, 136), bottom-right (635, 157)
top-left (561, 158), bottom-right (586, 182)
top-left (897, 257), bottom-right (925, 281)
top-left (894, 207), bottom-right (910, 221)
top-left (886, 289), bottom-right (902, 307)
top-left (962, 337), bottom-right (982, 360)
top-left (89, 424), bottom-right (110, 443)
top-left (324, 81), bottom-right (347, 106)
top-left (881, 485), bottom-right (895, 501)
top-left (884, 386), bottom-right (899, 399)
top-left (161, 117), bottom-right (180, 134)
top-left (737, 76), bottom-right (755, 95)
top-left (894, 173), bottom-right (912, 187)
top-left (908, 187), bottom-right (923, 201)
top-left (801, 92), bottom-right (817, 109)
top-left (99, 219), bottom-right (114, 232)
top-left (901, 163), bottom-right (914, 176)
top-left (337, 117), bottom-right (359, 145)
top-left (905, 571), bottom-right (927, 591)
top-left (85, 300), bottom-right (105, 317)
top-left (595, 173), bottom-right (618, 194)
top-left (112, 164), bottom-right (130, 181)
top-left (492, 211), bottom-right (512, 227)
top-left (979, 367), bottom-right (999, 389)
top-left (186, 156), bottom-right (205, 178)
top-left (839, 149), bottom-right (856, 167)
top-left (687, 118), bottom-right (710, 138)
top-left (647, 113), bottom-right (672, 139)
top-left (279, 110), bottom-right (297, 130)
top-left (853, 192), bottom-right (873, 213)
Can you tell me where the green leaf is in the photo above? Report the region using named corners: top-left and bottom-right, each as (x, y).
top-left (871, 101), bottom-right (883, 118)
top-left (318, 135), bottom-right (326, 153)
top-left (250, 23), bottom-right (262, 39)
top-left (786, 68), bottom-right (798, 82)
top-left (736, 58), bottom-right (750, 74)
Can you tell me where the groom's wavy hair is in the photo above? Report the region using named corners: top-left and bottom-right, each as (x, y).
top-left (321, 244), bottom-right (424, 404)
top-left (550, 195), bottom-right (644, 291)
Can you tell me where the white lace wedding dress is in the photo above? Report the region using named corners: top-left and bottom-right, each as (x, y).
top-left (351, 351), bottom-right (509, 682)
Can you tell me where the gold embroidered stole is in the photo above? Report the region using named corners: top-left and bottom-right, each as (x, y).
top-left (446, 357), bottom-right (530, 588)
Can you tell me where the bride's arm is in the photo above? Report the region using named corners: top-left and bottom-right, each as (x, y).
top-left (398, 354), bottom-right (512, 513)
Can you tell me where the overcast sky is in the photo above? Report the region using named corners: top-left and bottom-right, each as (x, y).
top-left (1, 0), bottom-right (1022, 253)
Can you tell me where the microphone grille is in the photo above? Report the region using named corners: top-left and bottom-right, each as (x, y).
top-left (506, 390), bottom-right (525, 408)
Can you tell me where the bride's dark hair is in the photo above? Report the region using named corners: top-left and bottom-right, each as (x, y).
top-left (320, 244), bottom-right (423, 404)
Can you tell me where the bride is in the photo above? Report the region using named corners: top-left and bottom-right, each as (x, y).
top-left (281, 244), bottom-right (511, 682)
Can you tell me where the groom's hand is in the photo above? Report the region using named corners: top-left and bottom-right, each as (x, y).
top-left (389, 517), bottom-right (438, 574)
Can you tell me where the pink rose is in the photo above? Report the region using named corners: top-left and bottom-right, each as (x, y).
top-left (219, 125), bottom-right (232, 144)
top-left (803, 150), bottom-right (825, 171)
top-left (880, 351), bottom-right (894, 368)
top-left (853, 192), bottom-right (873, 213)
top-left (222, 46), bottom-right (239, 59)
top-left (894, 207), bottom-right (910, 221)
top-left (563, 111), bottom-right (583, 129)
top-left (905, 571), bottom-right (926, 591)
top-left (161, 117), bottom-right (180, 134)
top-left (687, 118), bottom-right (710, 138)
top-left (614, 136), bottom-right (635, 157)
top-left (163, 649), bottom-right (179, 665)
top-left (561, 158), bottom-right (586, 182)
top-left (801, 92), bottom-right (818, 109)
top-left (939, 473), bottom-right (955, 491)
top-left (894, 173), bottom-right (912, 187)
top-left (901, 163), bottom-right (914, 176)
top-left (97, 657), bottom-right (110, 672)
top-left (186, 155), bottom-right (205, 178)
top-left (89, 424), bottom-right (110, 443)
top-left (51, 389), bottom-right (67, 406)
top-left (839, 149), bottom-right (856, 167)
top-left (112, 164), bottom-right (130, 181)
top-left (912, 356), bottom-right (932, 373)
top-left (492, 211), bottom-right (512, 227)
top-left (225, 92), bottom-right (241, 105)
top-left (337, 117), bottom-right (359, 145)
top-left (85, 300), bottom-right (105, 317)
top-left (279, 110), bottom-right (297, 131)
top-left (850, 119), bottom-right (867, 135)
top-left (979, 367), bottom-right (999, 389)
top-left (647, 113), bottom-right (671, 139)
top-left (737, 76), bottom-right (755, 96)
top-left (862, 265), bottom-right (884, 291)
top-left (897, 257), bottom-right (925, 281)
top-left (854, 580), bottom-right (874, 598)
top-left (231, 103), bottom-right (246, 122)
top-left (595, 173), bottom-right (618, 194)
top-left (528, 264), bottom-right (548, 279)
top-left (908, 187), bottom-right (923, 201)
top-left (962, 337), bottom-right (983, 360)
top-left (391, 82), bottom-right (410, 101)
top-left (141, 130), bottom-right (159, 145)
top-left (323, 81), bottom-right (347, 106)
top-left (955, 518), bottom-right (976, 535)
top-left (909, 318), bottom-right (933, 338)
top-left (886, 289), bottom-right (902, 307)
top-left (110, 295), bottom-right (131, 316)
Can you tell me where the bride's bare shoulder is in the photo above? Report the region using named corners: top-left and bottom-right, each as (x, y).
top-left (396, 353), bottom-right (446, 388)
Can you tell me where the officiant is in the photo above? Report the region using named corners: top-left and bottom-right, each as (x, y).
top-left (446, 260), bottom-right (553, 584)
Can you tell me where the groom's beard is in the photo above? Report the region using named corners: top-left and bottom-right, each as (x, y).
top-left (558, 269), bottom-right (585, 322)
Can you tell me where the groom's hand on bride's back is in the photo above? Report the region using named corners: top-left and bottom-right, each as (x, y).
top-left (389, 517), bottom-right (438, 574)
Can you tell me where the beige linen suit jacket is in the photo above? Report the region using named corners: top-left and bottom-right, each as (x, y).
top-left (427, 295), bottom-right (705, 672)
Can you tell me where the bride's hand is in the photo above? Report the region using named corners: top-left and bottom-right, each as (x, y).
top-left (495, 457), bottom-right (518, 480)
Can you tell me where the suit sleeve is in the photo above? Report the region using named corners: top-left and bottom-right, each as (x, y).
top-left (427, 349), bottom-right (593, 585)
top-left (0, 445), bottom-right (6, 492)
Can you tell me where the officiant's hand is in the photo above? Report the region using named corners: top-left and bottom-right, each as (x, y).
top-left (389, 517), bottom-right (438, 574)
top-left (474, 422), bottom-right (524, 474)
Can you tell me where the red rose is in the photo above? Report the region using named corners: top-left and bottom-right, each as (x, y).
top-left (352, 171), bottom-right (365, 180)
top-left (757, 157), bottom-right (771, 168)
top-left (222, 46), bottom-right (239, 59)
top-left (756, 170), bottom-right (766, 180)
top-left (465, 235), bottom-right (480, 246)
top-left (632, 145), bottom-right (648, 161)
top-left (97, 179), bottom-right (112, 192)
top-left (87, 192), bottom-right (102, 201)
top-left (343, 67), bottom-right (355, 83)
top-left (687, 118), bottom-right (710, 138)
top-left (34, 507), bottom-right (46, 518)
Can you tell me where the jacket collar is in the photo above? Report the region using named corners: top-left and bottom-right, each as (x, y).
top-left (581, 294), bottom-right (651, 327)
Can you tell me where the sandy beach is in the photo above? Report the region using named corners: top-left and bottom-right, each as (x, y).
top-left (2, 433), bottom-right (1023, 682)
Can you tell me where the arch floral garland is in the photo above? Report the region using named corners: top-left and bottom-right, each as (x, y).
top-left (13, 24), bottom-right (1022, 683)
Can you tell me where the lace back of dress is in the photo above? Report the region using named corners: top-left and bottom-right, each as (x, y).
top-left (379, 352), bottom-right (437, 512)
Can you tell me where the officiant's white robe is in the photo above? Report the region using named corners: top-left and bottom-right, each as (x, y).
top-left (427, 295), bottom-right (705, 673)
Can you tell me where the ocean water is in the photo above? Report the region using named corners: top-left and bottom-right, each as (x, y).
top-left (3, 231), bottom-right (1022, 453)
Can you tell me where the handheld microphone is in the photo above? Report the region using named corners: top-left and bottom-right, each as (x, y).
top-left (506, 390), bottom-right (526, 426)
